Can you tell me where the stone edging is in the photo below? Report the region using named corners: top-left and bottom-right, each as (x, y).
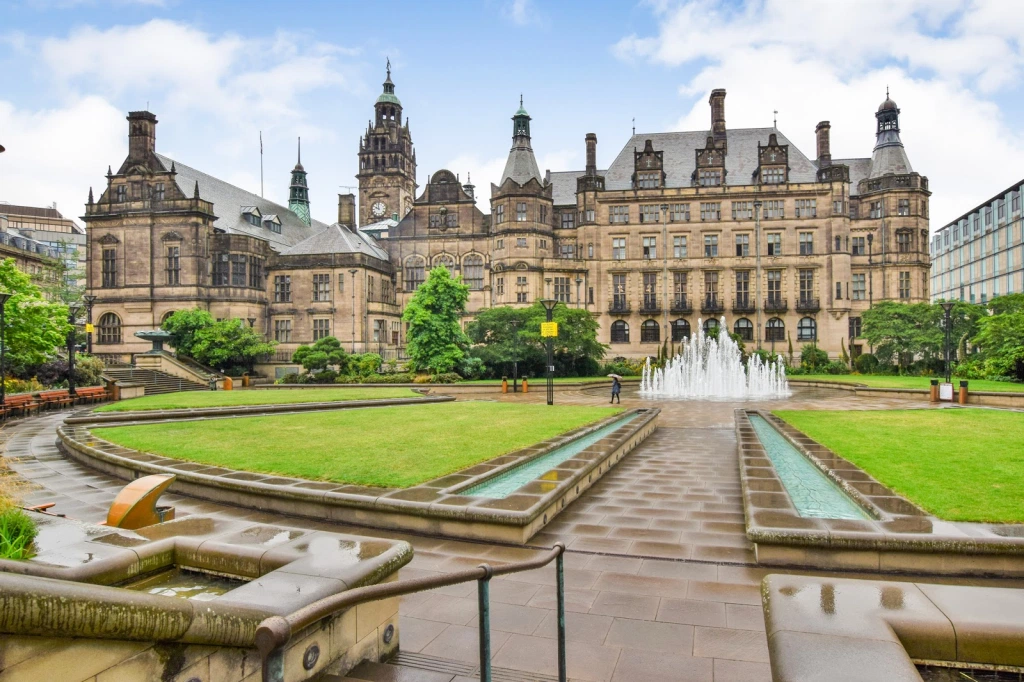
top-left (789, 378), bottom-right (1024, 406)
top-left (68, 395), bottom-right (451, 425)
top-left (57, 407), bottom-right (660, 544)
top-left (736, 408), bottom-right (1024, 576)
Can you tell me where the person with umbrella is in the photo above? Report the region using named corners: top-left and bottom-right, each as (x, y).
top-left (608, 374), bottom-right (622, 404)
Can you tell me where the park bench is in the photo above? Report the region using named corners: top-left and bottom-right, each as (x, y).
top-left (4, 394), bottom-right (40, 418)
top-left (75, 386), bottom-right (110, 404)
top-left (38, 390), bottom-right (74, 410)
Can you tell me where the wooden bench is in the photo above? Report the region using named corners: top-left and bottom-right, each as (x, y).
top-left (38, 390), bottom-right (74, 410)
top-left (4, 394), bottom-right (40, 418)
top-left (75, 386), bottom-right (110, 404)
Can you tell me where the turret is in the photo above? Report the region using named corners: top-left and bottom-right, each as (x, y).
top-left (289, 138), bottom-right (311, 225)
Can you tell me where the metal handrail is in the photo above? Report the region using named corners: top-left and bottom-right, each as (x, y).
top-left (256, 542), bottom-right (567, 682)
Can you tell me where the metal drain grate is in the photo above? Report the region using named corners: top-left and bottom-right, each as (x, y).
top-left (392, 651), bottom-right (562, 681)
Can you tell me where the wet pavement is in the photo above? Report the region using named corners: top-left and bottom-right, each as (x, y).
top-left (2, 389), bottom-right (1015, 682)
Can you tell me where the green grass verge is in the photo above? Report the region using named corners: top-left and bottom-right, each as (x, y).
top-left (96, 387), bottom-right (422, 412)
top-left (0, 506), bottom-right (37, 560)
top-left (773, 409), bottom-right (1024, 523)
top-left (790, 374), bottom-right (1024, 393)
top-left (94, 402), bottom-right (622, 488)
top-left (461, 376), bottom-right (641, 385)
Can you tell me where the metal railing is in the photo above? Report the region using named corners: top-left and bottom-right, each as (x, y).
top-left (256, 543), bottom-right (568, 682)
top-left (701, 296), bottom-right (725, 314)
top-left (795, 297), bottom-right (820, 313)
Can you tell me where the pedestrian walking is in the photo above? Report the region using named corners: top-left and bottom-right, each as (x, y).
top-left (610, 376), bottom-right (621, 404)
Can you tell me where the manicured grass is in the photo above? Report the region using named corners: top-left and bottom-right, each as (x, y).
top-left (791, 374), bottom-right (1024, 393)
top-left (94, 402), bottom-right (622, 488)
top-left (773, 409), bottom-right (1024, 523)
top-left (462, 376), bottom-right (641, 384)
top-left (96, 387), bottom-right (422, 412)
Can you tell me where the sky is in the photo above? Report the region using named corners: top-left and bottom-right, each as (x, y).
top-left (1, 0), bottom-right (1022, 231)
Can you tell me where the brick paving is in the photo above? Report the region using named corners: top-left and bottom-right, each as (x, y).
top-left (3, 390), bottom-right (1016, 682)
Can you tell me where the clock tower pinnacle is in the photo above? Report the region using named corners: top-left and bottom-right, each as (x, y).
top-left (356, 60), bottom-right (416, 227)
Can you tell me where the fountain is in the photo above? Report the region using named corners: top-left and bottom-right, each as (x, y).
top-left (640, 317), bottom-right (790, 399)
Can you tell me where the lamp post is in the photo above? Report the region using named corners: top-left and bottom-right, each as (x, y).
top-left (67, 302), bottom-right (82, 397)
top-left (540, 296), bottom-right (557, 406)
top-left (940, 301), bottom-right (955, 384)
top-left (753, 199), bottom-right (763, 350)
top-left (349, 268), bottom-right (358, 353)
top-left (83, 294), bottom-right (97, 355)
top-left (0, 291), bottom-right (10, 408)
top-left (661, 204), bottom-right (669, 345)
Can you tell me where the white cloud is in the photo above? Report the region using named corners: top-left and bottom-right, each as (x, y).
top-left (613, 0), bottom-right (1024, 228)
top-left (444, 153), bottom-right (507, 209)
top-left (503, 0), bottom-right (541, 26)
top-left (0, 96), bottom-right (125, 222)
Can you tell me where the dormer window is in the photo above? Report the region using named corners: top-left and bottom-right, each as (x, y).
top-left (761, 168), bottom-right (785, 184)
top-left (263, 215), bottom-right (282, 233)
top-left (241, 206), bottom-right (262, 226)
top-left (699, 170), bottom-right (721, 187)
top-left (115, 185), bottom-right (127, 202)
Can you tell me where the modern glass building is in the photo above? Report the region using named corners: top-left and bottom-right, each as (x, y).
top-left (930, 180), bottom-right (1024, 303)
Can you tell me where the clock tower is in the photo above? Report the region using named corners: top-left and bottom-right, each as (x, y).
top-left (357, 61), bottom-right (417, 227)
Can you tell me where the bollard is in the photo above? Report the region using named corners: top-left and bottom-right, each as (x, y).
top-left (522, 377), bottom-right (529, 393)
top-left (959, 380), bottom-right (968, 405)
top-left (501, 378), bottom-right (508, 394)
top-left (929, 379), bottom-right (939, 403)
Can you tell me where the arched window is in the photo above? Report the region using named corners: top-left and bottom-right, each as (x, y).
top-left (703, 318), bottom-right (720, 337)
top-left (97, 313), bottom-right (122, 345)
top-left (611, 320), bottom-right (629, 344)
top-left (766, 317), bottom-right (785, 342)
top-left (798, 316), bottom-right (817, 341)
top-left (404, 256), bottom-right (425, 291)
top-left (463, 254), bottom-right (484, 290)
top-left (160, 310), bottom-right (177, 325)
top-left (672, 319), bottom-right (691, 342)
top-left (432, 254), bottom-right (455, 270)
top-left (733, 317), bottom-right (753, 341)
top-left (641, 320), bottom-right (660, 343)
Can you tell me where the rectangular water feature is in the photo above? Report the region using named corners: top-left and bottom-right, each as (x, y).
top-left (747, 414), bottom-right (870, 520)
top-left (125, 567), bottom-right (247, 601)
top-left (462, 413), bottom-right (640, 499)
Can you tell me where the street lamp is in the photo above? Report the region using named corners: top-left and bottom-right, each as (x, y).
top-left (0, 291), bottom-right (10, 408)
top-left (349, 268), bottom-right (358, 353)
top-left (82, 294), bottom-right (97, 354)
top-left (67, 302), bottom-right (82, 396)
top-left (753, 199), bottom-right (763, 350)
top-left (940, 301), bottom-right (955, 384)
top-left (539, 296), bottom-right (557, 406)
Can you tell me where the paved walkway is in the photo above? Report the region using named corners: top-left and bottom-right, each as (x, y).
top-left (3, 390), bottom-right (1016, 682)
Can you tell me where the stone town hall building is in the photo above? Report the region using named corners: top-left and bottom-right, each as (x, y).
top-left (84, 68), bottom-right (930, 372)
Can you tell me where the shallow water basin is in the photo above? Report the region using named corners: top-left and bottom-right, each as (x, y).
top-left (124, 567), bottom-right (247, 601)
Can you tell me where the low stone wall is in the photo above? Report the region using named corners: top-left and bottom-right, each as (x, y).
top-left (788, 378), bottom-right (1024, 407)
top-left (57, 408), bottom-right (659, 544)
top-left (736, 409), bottom-right (1024, 577)
top-left (762, 574), bottom-right (1024, 681)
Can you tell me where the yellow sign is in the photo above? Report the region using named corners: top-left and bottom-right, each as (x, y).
top-left (540, 322), bottom-right (558, 337)
top-left (85, 323), bottom-right (95, 332)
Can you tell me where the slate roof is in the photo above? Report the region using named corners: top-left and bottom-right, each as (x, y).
top-left (500, 140), bottom-right (543, 186)
top-left (549, 170), bottom-right (605, 206)
top-left (279, 222), bottom-right (389, 260)
top-left (833, 158), bottom-right (873, 194)
top-left (155, 153), bottom-right (325, 251)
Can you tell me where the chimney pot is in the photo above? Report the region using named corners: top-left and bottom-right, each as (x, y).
top-left (585, 133), bottom-right (597, 176)
top-left (709, 89), bottom-right (727, 149)
top-left (815, 120), bottom-right (831, 167)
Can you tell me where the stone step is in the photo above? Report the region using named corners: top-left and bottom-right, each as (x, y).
top-left (334, 653), bottom-right (563, 682)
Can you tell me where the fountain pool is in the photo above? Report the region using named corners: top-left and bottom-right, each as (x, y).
top-left (640, 317), bottom-right (790, 399)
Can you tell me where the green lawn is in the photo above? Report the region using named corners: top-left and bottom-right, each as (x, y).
top-left (96, 387), bottom-right (422, 412)
top-left (462, 376), bottom-right (641, 384)
top-left (93, 402), bottom-right (621, 488)
top-left (791, 374), bottom-right (1024, 393)
top-left (773, 409), bottom-right (1024, 523)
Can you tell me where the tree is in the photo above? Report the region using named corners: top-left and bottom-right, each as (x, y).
top-left (162, 309), bottom-right (216, 358)
top-left (466, 306), bottom-right (541, 378)
top-left (402, 266), bottom-right (470, 374)
top-left (971, 294), bottom-right (1024, 380)
top-left (292, 336), bottom-right (348, 374)
top-left (0, 259), bottom-right (71, 374)
top-left (862, 301), bottom-right (942, 370)
top-left (189, 319), bottom-right (276, 373)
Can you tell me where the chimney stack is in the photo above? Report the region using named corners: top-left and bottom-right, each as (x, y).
top-left (126, 111), bottom-right (157, 161)
top-left (709, 89), bottom-right (726, 148)
top-left (815, 121), bottom-right (831, 168)
top-left (585, 133), bottom-right (598, 176)
top-left (338, 193), bottom-right (356, 226)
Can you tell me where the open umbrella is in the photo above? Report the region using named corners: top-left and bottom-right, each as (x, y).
top-left (607, 373), bottom-right (622, 379)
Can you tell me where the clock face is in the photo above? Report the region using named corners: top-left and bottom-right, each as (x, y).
top-left (371, 201), bottom-right (387, 217)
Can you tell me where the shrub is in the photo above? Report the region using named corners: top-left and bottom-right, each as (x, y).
top-left (412, 374), bottom-right (432, 384)
top-left (352, 353), bottom-right (383, 376)
top-left (800, 344), bottom-right (829, 372)
top-left (305, 369), bottom-right (339, 384)
top-left (74, 354), bottom-right (105, 386)
top-left (276, 373), bottom-right (301, 385)
top-left (431, 372), bottom-right (463, 384)
top-left (823, 360), bottom-right (851, 375)
top-left (457, 356), bottom-right (485, 380)
top-left (4, 377), bottom-right (43, 395)
top-left (338, 373), bottom-right (414, 384)
top-left (853, 353), bottom-right (880, 374)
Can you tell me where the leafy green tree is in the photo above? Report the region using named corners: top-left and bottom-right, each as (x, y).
top-left (862, 301), bottom-right (942, 370)
top-left (0, 259), bottom-right (71, 373)
top-left (800, 343), bottom-right (829, 372)
top-left (162, 308), bottom-right (216, 358)
top-left (292, 336), bottom-right (348, 374)
top-left (971, 294), bottom-right (1024, 380)
top-left (466, 306), bottom-right (539, 378)
top-left (402, 266), bottom-right (470, 374)
top-left (189, 319), bottom-right (276, 372)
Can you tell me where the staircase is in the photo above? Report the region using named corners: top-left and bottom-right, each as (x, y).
top-left (102, 367), bottom-right (208, 396)
top-left (330, 652), bottom-right (562, 681)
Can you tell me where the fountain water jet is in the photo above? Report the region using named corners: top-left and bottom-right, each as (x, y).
top-left (640, 317), bottom-right (790, 399)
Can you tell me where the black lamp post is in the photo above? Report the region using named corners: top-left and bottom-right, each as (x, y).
top-left (540, 297), bottom-right (557, 406)
top-left (83, 294), bottom-right (97, 355)
top-left (67, 302), bottom-right (82, 397)
top-left (0, 291), bottom-right (10, 408)
top-left (349, 268), bottom-right (358, 353)
top-left (940, 301), bottom-right (955, 384)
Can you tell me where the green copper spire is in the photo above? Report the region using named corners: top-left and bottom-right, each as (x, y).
top-left (376, 58), bottom-right (402, 106)
top-left (288, 137), bottom-right (311, 225)
top-left (512, 94), bottom-right (531, 138)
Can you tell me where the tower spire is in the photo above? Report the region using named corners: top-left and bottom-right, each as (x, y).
top-left (298, 137), bottom-right (301, 166)
top-left (289, 139), bottom-right (311, 225)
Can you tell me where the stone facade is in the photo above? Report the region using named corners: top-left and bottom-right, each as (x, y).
top-left (84, 71), bottom-right (931, 370)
